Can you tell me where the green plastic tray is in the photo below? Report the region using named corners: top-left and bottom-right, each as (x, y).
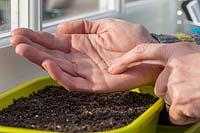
top-left (157, 125), bottom-right (192, 133)
top-left (0, 76), bottom-right (164, 133)
top-left (185, 121), bottom-right (200, 133)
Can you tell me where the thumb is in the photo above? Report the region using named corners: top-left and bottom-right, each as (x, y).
top-left (57, 20), bottom-right (99, 34)
top-left (108, 43), bottom-right (169, 74)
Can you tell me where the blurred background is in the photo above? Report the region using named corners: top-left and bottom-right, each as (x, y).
top-left (1, 0), bottom-right (200, 34)
top-left (0, 0), bottom-right (200, 92)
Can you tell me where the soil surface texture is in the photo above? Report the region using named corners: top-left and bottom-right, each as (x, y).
top-left (0, 86), bottom-right (157, 132)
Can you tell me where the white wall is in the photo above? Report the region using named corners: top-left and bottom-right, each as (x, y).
top-left (0, 0), bottom-right (177, 93)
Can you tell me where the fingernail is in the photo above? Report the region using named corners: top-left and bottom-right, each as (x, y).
top-left (42, 62), bottom-right (48, 70)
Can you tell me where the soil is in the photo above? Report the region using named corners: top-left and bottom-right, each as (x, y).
top-left (0, 86), bottom-right (157, 133)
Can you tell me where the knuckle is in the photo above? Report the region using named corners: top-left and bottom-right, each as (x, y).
top-left (184, 109), bottom-right (195, 118)
top-left (167, 63), bottom-right (187, 83)
top-left (173, 92), bottom-right (182, 104)
top-left (167, 59), bottom-right (177, 68)
top-left (135, 44), bottom-right (148, 53)
top-left (169, 107), bottom-right (183, 125)
top-left (167, 58), bottom-right (183, 69)
top-left (170, 74), bottom-right (186, 85)
top-left (167, 82), bottom-right (174, 94)
top-left (169, 106), bottom-right (196, 125)
top-left (167, 82), bottom-right (181, 101)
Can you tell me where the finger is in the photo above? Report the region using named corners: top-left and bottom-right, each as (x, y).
top-left (12, 28), bottom-right (71, 52)
top-left (11, 35), bottom-right (48, 52)
top-left (11, 35), bottom-right (32, 47)
top-left (57, 20), bottom-right (100, 34)
top-left (42, 60), bottom-right (94, 92)
top-left (15, 43), bottom-right (77, 76)
top-left (108, 43), bottom-right (168, 74)
top-left (169, 104), bottom-right (200, 125)
top-left (15, 43), bottom-right (52, 66)
top-left (154, 67), bottom-right (170, 98)
top-left (11, 35), bottom-right (72, 61)
top-left (167, 81), bottom-right (200, 125)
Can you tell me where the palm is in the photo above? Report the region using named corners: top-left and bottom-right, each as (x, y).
top-left (56, 49), bottom-right (162, 92)
top-left (57, 19), bottom-right (157, 65)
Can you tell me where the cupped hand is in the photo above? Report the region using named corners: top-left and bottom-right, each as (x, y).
top-left (11, 28), bottom-right (161, 93)
top-left (56, 18), bottom-right (158, 65)
top-left (109, 42), bottom-right (200, 125)
top-left (11, 18), bottom-right (162, 93)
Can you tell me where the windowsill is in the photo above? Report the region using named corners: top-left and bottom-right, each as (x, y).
top-left (0, 32), bottom-right (11, 48)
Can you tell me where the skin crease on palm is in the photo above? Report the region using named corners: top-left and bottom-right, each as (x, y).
top-left (11, 18), bottom-right (162, 93)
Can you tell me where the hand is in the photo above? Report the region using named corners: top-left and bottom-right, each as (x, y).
top-left (56, 18), bottom-right (158, 65)
top-left (11, 18), bottom-right (161, 93)
top-left (108, 42), bottom-right (200, 125)
top-left (11, 29), bottom-right (161, 93)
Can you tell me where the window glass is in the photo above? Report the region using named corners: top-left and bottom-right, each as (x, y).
top-left (43, 0), bottom-right (110, 23)
top-left (0, 0), bottom-right (11, 33)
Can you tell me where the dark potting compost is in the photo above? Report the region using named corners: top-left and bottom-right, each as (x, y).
top-left (0, 86), bottom-right (157, 133)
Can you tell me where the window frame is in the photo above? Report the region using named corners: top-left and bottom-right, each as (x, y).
top-left (123, 0), bottom-right (157, 13)
top-left (0, 0), bottom-right (42, 47)
top-left (0, 32), bottom-right (10, 48)
top-left (0, 0), bottom-right (153, 47)
top-left (43, 0), bottom-right (121, 32)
